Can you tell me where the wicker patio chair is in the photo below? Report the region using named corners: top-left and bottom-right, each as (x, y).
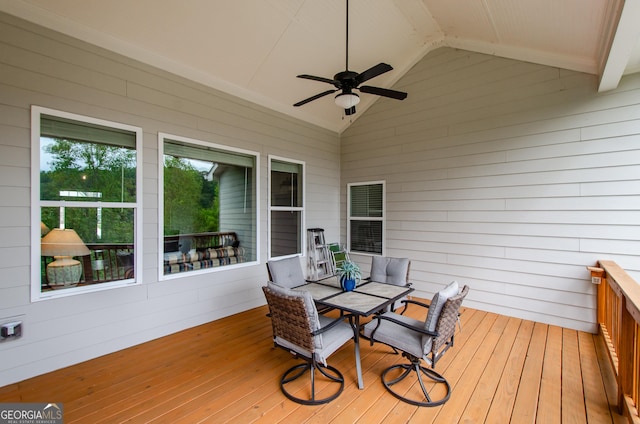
top-left (262, 282), bottom-right (354, 405)
top-left (363, 281), bottom-right (469, 407)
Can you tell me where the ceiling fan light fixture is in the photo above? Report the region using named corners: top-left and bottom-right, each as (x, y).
top-left (334, 92), bottom-right (360, 109)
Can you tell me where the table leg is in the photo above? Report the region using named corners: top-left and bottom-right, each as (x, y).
top-left (354, 315), bottom-right (364, 389)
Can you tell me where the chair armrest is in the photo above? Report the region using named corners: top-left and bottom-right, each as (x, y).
top-left (366, 314), bottom-right (438, 345)
top-left (312, 314), bottom-right (354, 336)
top-left (398, 298), bottom-right (429, 315)
top-left (401, 299), bottom-right (429, 309)
top-left (375, 314), bottom-right (438, 337)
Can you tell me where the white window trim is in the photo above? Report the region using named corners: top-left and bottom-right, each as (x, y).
top-left (267, 155), bottom-right (306, 260)
top-left (30, 106), bottom-right (143, 301)
top-left (158, 132), bottom-right (260, 281)
top-left (347, 180), bottom-right (386, 256)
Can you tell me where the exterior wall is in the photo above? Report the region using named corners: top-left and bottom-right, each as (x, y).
top-left (341, 47), bottom-right (640, 333)
top-left (0, 13), bottom-right (339, 386)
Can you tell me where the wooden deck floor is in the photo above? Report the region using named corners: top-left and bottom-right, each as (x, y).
top-left (0, 301), bottom-right (626, 423)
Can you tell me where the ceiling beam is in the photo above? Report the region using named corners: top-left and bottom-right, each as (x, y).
top-left (598, 0), bottom-right (640, 92)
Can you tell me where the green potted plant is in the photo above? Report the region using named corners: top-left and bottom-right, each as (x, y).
top-left (337, 260), bottom-right (361, 291)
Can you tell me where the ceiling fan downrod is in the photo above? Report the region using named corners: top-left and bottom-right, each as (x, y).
top-left (292, 0), bottom-right (408, 114)
top-left (345, 0), bottom-right (349, 72)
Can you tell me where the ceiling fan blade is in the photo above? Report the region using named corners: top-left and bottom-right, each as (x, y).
top-left (355, 63), bottom-right (393, 85)
top-left (293, 89), bottom-right (338, 107)
top-left (359, 85), bottom-right (407, 100)
top-left (297, 74), bottom-right (337, 85)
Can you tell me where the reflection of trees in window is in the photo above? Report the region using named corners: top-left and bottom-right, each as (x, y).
top-left (160, 136), bottom-right (258, 267)
top-left (34, 108), bottom-right (141, 298)
top-left (43, 139), bottom-right (136, 199)
top-left (163, 156), bottom-right (219, 236)
top-left (40, 138), bottom-right (136, 244)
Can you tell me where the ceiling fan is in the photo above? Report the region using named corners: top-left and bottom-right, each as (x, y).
top-left (293, 0), bottom-right (408, 116)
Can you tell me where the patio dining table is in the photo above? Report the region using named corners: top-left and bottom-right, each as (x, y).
top-left (294, 276), bottom-right (414, 389)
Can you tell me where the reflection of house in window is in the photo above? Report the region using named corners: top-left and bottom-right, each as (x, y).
top-left (215, 163), bottom-right (255, 261)
top-left (161, 135), bottom-right (258, 277)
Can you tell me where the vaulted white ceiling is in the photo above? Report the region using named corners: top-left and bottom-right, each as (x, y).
top-left (2, 0), bottom-right (639, 133)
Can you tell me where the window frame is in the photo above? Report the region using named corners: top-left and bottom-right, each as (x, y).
top-left (347, 181), bottom-right (386, 256)
top-left (31, 106), bottom-right (143, 301)
top-left (158, 132), bottom-right (260, 281)
top-left (268, 155), bottom-right (306, 259)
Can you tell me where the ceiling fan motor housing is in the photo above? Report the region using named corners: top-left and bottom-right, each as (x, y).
top-left (334, 70), bottom-right (359, 89)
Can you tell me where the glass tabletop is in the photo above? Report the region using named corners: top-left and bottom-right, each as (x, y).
top-left (310, 275), bottom-right (341, 288)
top-left (293, 278), bottom-right (413, 316)
top-left (295, 282), bottom-right (342, 299)
top-left (315, 290), bottom-right (395, 316)
top-left (354, 281), bottom-right (410, 298)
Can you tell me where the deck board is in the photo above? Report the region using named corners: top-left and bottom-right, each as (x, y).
top-left (537, 324), bottom-right (562, 424)
top-left (0, 300), bottom-right (624, 423)
top-left (563, 328), bottom-right (588, 424)
top-left (578, 332), bottom-right (618, 424)
top-left (459, 316), bottom-right (522, 422)
top-left (484, 319), bottom-right (534, 423)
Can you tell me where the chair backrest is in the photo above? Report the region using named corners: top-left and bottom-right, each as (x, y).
top-left (266, 256), bottom-right (306, 288)
top-left (424, 280), bottom-right (459, 332)
top-left (262, 282), bottom-right (322, 352)
top-left (370, 256), bottom-right (410, 286)
top-left (427, 285), bottom-right (469, 357)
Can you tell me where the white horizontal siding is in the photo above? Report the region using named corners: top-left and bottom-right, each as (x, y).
top-left (0, 12), bottom-right (339, 386)
top-left (342, 47), bottom-right (640, 332)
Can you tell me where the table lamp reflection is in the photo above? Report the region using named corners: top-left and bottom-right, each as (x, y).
top-left (40, 221), bottom-right (50, 237)
top-left (41, 228), bottom-right (90, 289)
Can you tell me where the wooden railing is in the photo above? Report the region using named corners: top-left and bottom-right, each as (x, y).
top-left (163, 231), bottom-right (239, 252)
top-left (588, 261), bottom-right (640, 424)
top-left (42, 243), bottom-right (134, 289)
top-left (82, 243), bottom-right (134, 283)
top-left (42, 232), bottom-right (241, 288)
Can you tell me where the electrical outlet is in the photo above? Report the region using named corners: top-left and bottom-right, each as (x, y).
top-left (591, 276), bottom-right (602, 285)
top-left (0, 321), bottom-right (22, 340)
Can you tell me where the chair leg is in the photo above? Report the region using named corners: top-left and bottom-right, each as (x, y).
top-left (381, 354), bottom-right (451, 407)
top-left (280, 359), bottom-right (344, 405)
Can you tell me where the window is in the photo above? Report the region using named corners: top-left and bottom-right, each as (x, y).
top-left (269, 157), bottom-right (304, 258)
top-left (159, 134), bottom-right (258, 278)
top-left (348, 181), bottom-right (384, 255)
top-left (32, 107), bottom-right (142, 301)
